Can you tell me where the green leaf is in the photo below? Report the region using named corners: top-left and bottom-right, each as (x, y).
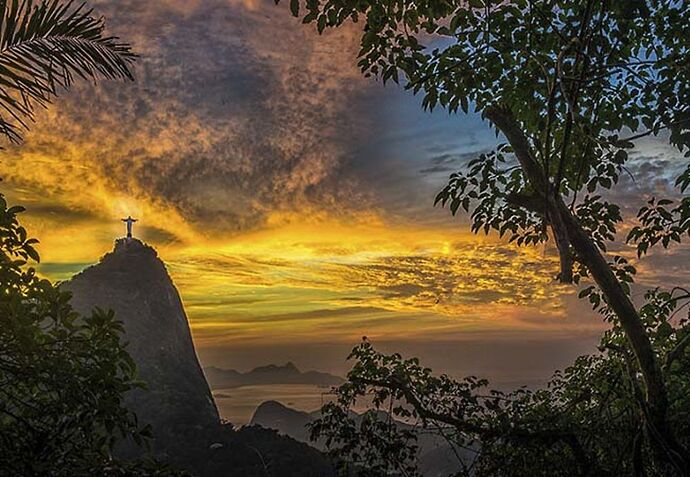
top-left (450, 197), bottom-right (461, 215)
top-left (24, 244), bottom-right (39, 263)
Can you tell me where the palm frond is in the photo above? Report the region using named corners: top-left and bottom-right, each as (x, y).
top-left (0, 0), bottom-right (136, 143)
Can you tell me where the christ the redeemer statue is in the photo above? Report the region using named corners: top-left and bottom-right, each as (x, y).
top-left (121, 216), bottom-right (138, 238)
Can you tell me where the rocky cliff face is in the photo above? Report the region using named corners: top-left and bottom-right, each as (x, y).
top-left (64, 238), bottom-right (219, 455)
top-left (63, 238), bottom-right (336, 476)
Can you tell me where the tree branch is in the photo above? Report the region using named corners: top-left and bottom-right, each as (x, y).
top-left (665, 332), bottom-right (690, 372)
top-left (353, 376), bottom-right (591, 473)
top-left (485, 105), bottom-right (574, 282)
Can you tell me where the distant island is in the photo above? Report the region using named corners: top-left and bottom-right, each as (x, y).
top-left (204, 362), bottom-right (344, 389)
top-left (250, 400), bottom-right (467, 477)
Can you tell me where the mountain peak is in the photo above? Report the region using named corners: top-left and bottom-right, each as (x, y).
top-left (69, 238), bottom-right (168, 290)
top-left (64, 240), bottom-right (219, 456)
top-left (107, 237), bottom-right (159, 264)
top-left (112, 237), bottom-right (156, 255)
top-left (250, 362), bottom-right (301, 375)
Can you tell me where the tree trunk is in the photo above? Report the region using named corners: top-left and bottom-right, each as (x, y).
top-left (554, 197), bottom-right (688, 471)
top-left (484, 105), bottom-right (689, 472)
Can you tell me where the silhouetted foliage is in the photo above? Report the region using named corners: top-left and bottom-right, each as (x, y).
top-left (0, 196), bottom-right (184, 476)
top-left (282, 0), bottom-right (690, 474)
top-left (313, 306), bottom-right (690, 476)
top-left (0, 0), bottom-right (135, 143)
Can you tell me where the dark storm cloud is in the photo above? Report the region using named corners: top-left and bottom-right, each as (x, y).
top-left (5, 0), bottom-right (378, 239)
top-left (418, 150), bottom-right (491, 175)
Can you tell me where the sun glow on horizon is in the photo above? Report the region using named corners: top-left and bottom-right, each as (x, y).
top-left (11, 190), bottom-right (584, 348)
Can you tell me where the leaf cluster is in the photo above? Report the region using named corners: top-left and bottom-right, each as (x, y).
top-left (628, 196), bottom-right (690, 257)
top-left (0, 194), bottom-right (176, 476)
top-left (0, 0), bottom-right (135, 143)
top-left (434, 144), bottom-right (548, 246)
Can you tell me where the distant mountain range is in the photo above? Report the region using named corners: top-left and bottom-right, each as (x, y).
top-left (204, 362), bottom-right (344, 389)
top-left (250, 400), bottom-right (469, 477)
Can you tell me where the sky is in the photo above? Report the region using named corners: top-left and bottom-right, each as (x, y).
top-left (1, 0), bottom-right (688, 385)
